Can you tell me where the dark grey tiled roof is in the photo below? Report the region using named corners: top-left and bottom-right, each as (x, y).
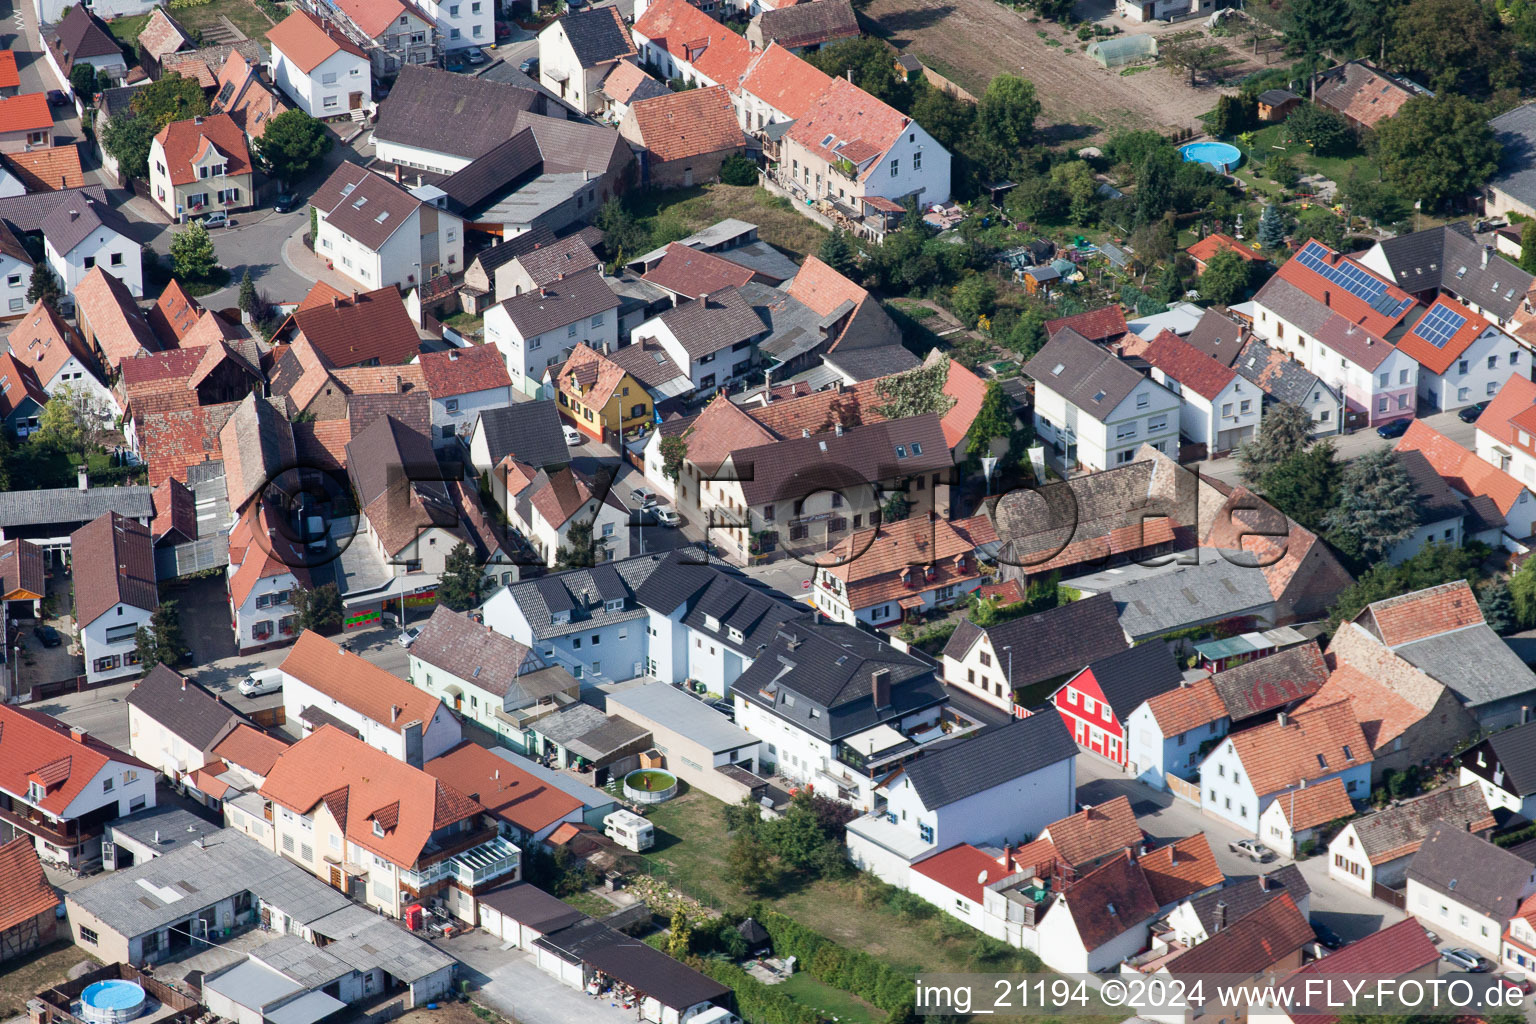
top-left (411, 606), bottom-right (536, 698)
top-left (728, 412), bottom-right (950, 506)
top-left (1185, 865), bottom-right (1309, 935)
top-left (497, 268), bottom-right (618, 338)
top-left (374, 65), bottom-right (543, 161)
top-left (0, 185), bottom-right (107, 234)
top-left (715, 241), bottom-right (800, 283)
top-left (632, 550), bottom-right (807, 656)
top-left (1350, 783), bottom-right (1493, 860)
top-left (0, 484), bottom-right (154, 528)
top-left (517, 234), bottom-right (601, 289)
top-left (656, 287), bottom-right (766, 358)
top-left (902, 714), bottom-right (1076, 809)
top-left (1491, 103), bottom-right (1536, 220)
top-left (439, 129), bottom-right (543, 214)
top-left (1371, 223), bottom-right (1533, 322)
top-left (471, 227), bottom-right (558, 277)
top-left (1234, 337), bottom-right (1337, 409)
top-left (1407, 821), bottom-right (1536, 918)
top-left (824, 343), bottom-right (920, 381)
top-left (1472, 719), bottom-right (1536, 795)
top-left (1396, 448), bottom-right (1470, 526)
top-left (557, 6), bottom-right (634, 67)
top-left (1023, 328), bottom-right (1153, 417)
top-left (39, 191), bottom-right (133, 256)
top-left (503, 551), bottom-right (674, 640)
top-left (940, 593), bottom-right (1129, 694)
top-left (124, 664), bottom-right (243, 751)
top-left (739, 280), bottom-right (824, 365)
top-left (312, 164), bottom-right (421, 251)
top-left (477, 882), bottom-right (586, 933)
top-left (474, 399), bottom-right (568, 468)
top-left (1079, 641), bottom-right (1183, 719)
top-left (1396, 624), bottom-right (1536, 708)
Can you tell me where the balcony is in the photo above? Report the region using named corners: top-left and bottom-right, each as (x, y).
top-left (0, 803), bottom-right (93, 848)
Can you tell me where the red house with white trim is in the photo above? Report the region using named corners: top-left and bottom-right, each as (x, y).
top-left (1050, 643), bottom-right (1183, 766)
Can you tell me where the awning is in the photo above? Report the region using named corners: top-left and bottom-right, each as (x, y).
top-left (863, 195), bottom-right (905, 213)
top-left (898, 595), bottom-right (924, 609)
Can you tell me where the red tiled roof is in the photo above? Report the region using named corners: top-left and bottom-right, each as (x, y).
top-left (75, 266), bottom-right (158, 367)
top-left (911, 843), bottom-right (1007, 904)
top-left (227, 502), bottom-right (312, 606)
top-left (1303, 663), bottom-right (1430, 751)
top-left (642, 242), bottom-right (754, 299)
top-left (625, 85), bottom-right (743, 164)
top-left (0, 52), bottom-right (19, 92)
top-left (1394, 296), bottom-right (1493, 376)
top-left (1045, 305), bottom-right (1127, 343)
top-left (1358, 577), bottom-right (1482, 648)
top-left (1142, 330), bottom-right (1237, 401)
top-left (211, 722), bottom-right (288, 776)
top-left (1186, 233), bottom-right (1264, 267)
top-left (1283, 917), bottom-right (1438, 983)
top-left (1227, 700), bottom-right (1372, 796)
top-left (1143, 677), bottom-right (1226, 738)
top-left (1268, 774), bottom-right (1354, 830)
top-left (785, 254), bottom-right (866, 318)
top-left (0, 836), bottom-right (58, 931)
top-left (974, 579), bottom-right (1025, 605)
top-left (149, 279), bottom-right (203, 346)
top-left (426, 741), bottom-right (583, 835)
top-left (266, 9), bottom-right (365, 74)
top-left (1395, 419), bottom-right (1528, 517)
top-left (785, 76), bottom-right (909, 182)
top-left (1041, 794), bottom-right (1142, 868)
top-left (419, 343), bottom-right (511, 399)
top-left (331, 0), bottom-right (421, 40)
top-left (260, 725), bottom-right (482, 868)
top-left (632, 0), bottom-right (752, 84)
top-left (738, 43), bottom-right (832, 120)
top-left (825, 514), bottom-right (993, 609)
top-left (1058, 851), bottom-right (1159, 951)
top-left (1475, 372), bottom-right (1536, 446)
top-left (0, 350), bottom-right (48, 421)
top-left (137, 400), bottom-right (239, 486)
top-left (288, 287), bottom-right (421, 368)
top-left (1163, 892), bottom-right (1312, 976)
top-left (0, 704), bottom-right (144, 815)
top-left (4, 145), bottom-right (84, 192)
top-left (279, 630), bottom-right (448, 737)
top-left (0, 93), bottom-right (51, 135)
top-left (152, 113), bottom-right (250, 187)
top-left (1271, 239), bottom-right (1417, 341)
top-left (9, 301), bottom-right (91, 388)
top-left (1139, 834), bottom-right (1224, 907)
top-left (151, 477), bottom-right (197, 543)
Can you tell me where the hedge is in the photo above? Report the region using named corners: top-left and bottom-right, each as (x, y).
top-left (691, 958), bottom-right (820, 1024)
top-left (758, 911), bottom-right (916, 1023)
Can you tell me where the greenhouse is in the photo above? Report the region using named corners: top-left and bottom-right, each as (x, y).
top-left (1087, 34), bottom-right (1157, 69)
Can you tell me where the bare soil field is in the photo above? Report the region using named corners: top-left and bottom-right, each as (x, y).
top-left (862, 0), bottom-right (1262, 140)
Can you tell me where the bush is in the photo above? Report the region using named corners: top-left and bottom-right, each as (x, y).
top-left (720, 153), bottom-right (758, 186)
top-left (691, 959), bottom-right (819, 1024)
top-left (758, 912), bottom-right (917, 1022)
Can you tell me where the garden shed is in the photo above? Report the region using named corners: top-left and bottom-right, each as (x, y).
top-left (1087, 35), bottom-right (1156, 69)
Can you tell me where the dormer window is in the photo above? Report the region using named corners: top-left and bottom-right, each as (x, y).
top-left (604, 598), bottom-right (624, 612)
top-left (373, 820), bottom-right (385, 837)
top-left (728, 627), bottom-right (744, 643)
top-left (705, 614), bottom-right (720, 631)
top-left (26, 781), bottom-right (42, 802)
top-left (551, 610), bottom-right (571, 624)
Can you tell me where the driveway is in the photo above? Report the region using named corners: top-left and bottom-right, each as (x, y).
top-left (162, 575), bottom-right (238, 667)
top-left (432, 930), bottom-right (639, 1024)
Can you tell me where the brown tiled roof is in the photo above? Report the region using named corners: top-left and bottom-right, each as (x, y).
top-left (411, 607), bottom-right (533, 698)
top-left (1143, 678), bottom-right (1227, 737)
top-left (138, 9), bottom-right (192, 62)
top-left (1143, 330), bottom-right (1237, 401)
top-left (1302, 664), bottom-right (1431, 751)
top-left (159, 41), bottom-right (267, 89)
top-left (150, 477), bottom-right (197, 543)
top-left (0, 538), bottom-right (44, 600)
top-left (738, 43), bottom-right (833, 121)
top-left (1139, 834), bottom-right (1224, 907)
top-left (8, 302), bottom-right (91, 389)
top-left (70, 511), bottom-right (157, 625)
top-left (602, 58), bottom-right (669, 106)
top-left (209, 50), bottom-right (288, 141)
top-left (1045, 305), bottom-right (1127, 343)
top-left (292, 418), bottom-right (351, 471)
top-left (137, 399), bottom-right (239, 487)
top-left (75, 266), bottom-right (158, 367)
top-left (0, 835), bottom-right (58, 930)
top-left (289, 287), bottom-right (421, 368)
top-left (642, 242), bottom-right (755, 299)
top-left (624, 86), bottom-right (744, 164)
top-left (825, 514), bottom-right (993, 609)
top-left (632, 0), bottom-right (753, 84)
top-left (752, 0), bottom-right (858, 50)
top-left (152, 112), bottom-right (251, 187)
top-left (1058, 851), bottom-right (1159, 950)
top-left (1163, 892), bottom-right (1312, 975)
top-left (1228, 700), bottom-right (1372, 796)
top-left (1041, 794), bottom-right (1142, 869)
top-left (677, 391), bottom-right (777, 471)
top-left (1208, 643), bottom-right (1329, 722)
top-left (426, 741), bottom-right (582, 834)
top-left (260, 724), bottom-right (481, 868)
top-left (211, 722), bottom-right (288, 776)
top-left (1358, 579), bottom-right (1482, 648)
top-left (420, 343), bottom-right (511, 399)
top-left (4, 145), bottom-right (84, 192)
top-left (218, 394), bottom-right (298, 514)
top-left (148, 279), bottom-right (203, 346)
top-left (1269, 775), bottom-right (1354, 830)
top-left (280, 630), bottom-right (449, 737)
top-left (311, 163), bottom-right (421, 252)
top-left (266, 9), bottom-right (365, 74)
top-left (530, 467), bottom-right (594, 527)
top-left (1347, 783), bottom-right (1494, 865)
top-left (1314, 60), bottom-right (1413, 129)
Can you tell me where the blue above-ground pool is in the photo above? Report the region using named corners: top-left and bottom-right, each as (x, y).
top-left (80, 980), bottom-right (147, 1024)
top-left (1180, 140), bottom-right (1243, 173)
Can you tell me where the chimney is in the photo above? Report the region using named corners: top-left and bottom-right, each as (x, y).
top-left (331, 296), bottom-right (340, 309)
top-left (181, 676), bottom-right (186, 691)
top-left (391, 704), bottom-right (400, 723)
top-left (154, 830), bottom-right (160, 844)
top-left (539, 286), bottom-right (547, 297)
top-left (1213, 900), bottom-right (1227, 932)
top-left (194, 115), bottom-right (202, 125)
top-left (70, 727), bottom-right (87, 743)
top-left (1277, 711), bottom-right (1288, 727)
top-left (1323, 291), bottom-right (1330, 307)
top-left (396, 374), bottom-right (404, 394)
top-left (68, 209), bottom-right (78, 221)
top-left (395, 165), bottom-right (402, 182)
top-left (77, 465), bottom-right (88, 491)
top-left (1483, 246), bottom-right (1492, 269)
top-left (834, 422), bottom-right (843, 437)
top-left (871, 668), bottom-right (891, 710)
top-left (1524, 706), bottom-right (1531, 725)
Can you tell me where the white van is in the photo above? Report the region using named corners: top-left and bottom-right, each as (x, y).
top-left (603, 809), bottom-right (654, 852)
top-left (239, 668), bottom-right (283, 697)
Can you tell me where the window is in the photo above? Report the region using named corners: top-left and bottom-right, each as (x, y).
top-left (83, 256), bottom-right (94, 269)
top-left (1515, 352), bottom-right (1522, 366)
top-left (1400, 368), bottom-right (1409, 384)
top-left (1398, 394), bottom-right (1409, 409)
top-left (301, 842), bottom-right (313, 861)
top-left (1379, 397), bottom-right (1389, 413)
top-left (282, 834), bottom-right (295, 853)
top-left (321, 71), bottom-right (338, 84)
top-left (1459, 359), bottom-right (1469, 375)
top-left (567, 324), bottom-right (578, 338)
top-left (1115, 449), bottom-right (1135, 464)
top-left (110, 252), bottom-right (123, 266)
top-left (323, 95), bottom-right (338, 109)
top-left (1116, 421), bottom-right (1137, 441)
top-left (1459, 387), bottom-right (1471, 401)
top-left (1490, 381), bottom-right (1500, 396)
top-left (105, 623), bottom-right (137, 644)
top-left (1147, 414), bottom-right (1168, 432)
top-left (445, 398), bottom-right (459, 413)
top-left (889, 159), bottom-right (899, 177)
top-left (592, 312), bottom-right (605, 327)
top-left (80, 927), bottom-right (98, 945)
top-left (1379, 372), bottom-right (1389, 387)
top-left (918, 822), bottom-right (934, 843)
top-left (1240, 399), bottom-right (1251, 413)
top-left (1136, 393), bottom-right (1149, 409)
top-left (1222, 403), bottom-right (1233, 417)
top-left (1490, 355), bottom-right (1499, 370)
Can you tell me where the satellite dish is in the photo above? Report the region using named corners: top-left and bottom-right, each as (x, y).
top-left (977, 870), bottom-right (989, 885)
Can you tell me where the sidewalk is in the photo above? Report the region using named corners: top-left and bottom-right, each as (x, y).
top-left (281, 221), bottom-right (362, 295)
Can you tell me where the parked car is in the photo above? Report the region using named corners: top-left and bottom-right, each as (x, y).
top-left (239, 669), bottom-right (284, 697)
top-left (1498, 974), bottom-right (1533, 995)
top-left (1459, 401), bottom-right (1490, 423)
top-left (1376, 418), bottom-right (1411, 439)
top-left (46, 90), bottom-right (68, 106)
top-left (496, 20), bottom-right (513, 37)
top-left (519, 56), bottom-right (539, 75)
top-left (630, 488), bottom-right (659, 507)
top-left (444, 51), bottom-right (469, 71)
top-left (1228, 838), bottom-right (1271, 862)
top-left (654, 506), bottom-right (681, 527)
top-left (466, 47), bottom-right (487, 65)
top-left (33, 624), bottom-right (62, 648)
top-left (1312, 922), bottom-right (1343, 950)
top-left (709, 699), bottom-right (735, 720)
top-left (1441, 948), bottom-right (1488, 972)
top-left (397, 625), bottom-right (423, 649)
top-left (563, 425), bottom-right (583, 446)
top-left (274, 193), bottom-right (296, 214)
top-left (202, 210), bottom-right (231, 228)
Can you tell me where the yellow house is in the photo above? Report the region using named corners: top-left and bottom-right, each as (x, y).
top-left (546, 342), bottom-right (654, 445)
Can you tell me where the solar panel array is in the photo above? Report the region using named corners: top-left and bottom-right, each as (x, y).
top-left (1294, 241), bottom-right (1414, 318)
top-left (1410, 303), bottom-right (1468, 349)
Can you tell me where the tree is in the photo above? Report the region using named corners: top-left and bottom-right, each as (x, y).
top-left (881, 490), bottom-right (913, 523)
top-left (1520, 221), bottom-right (1536, 275)
top-left (1261, 441), bottom-right (1341, 531)
top-left (133, 600), bottom-right (188, 673)
top-left (1197, 248), bottom-right (1253, 305)
top-left (1513, 557), bottom-right (1536, 629)
top-left (1239, 401), bottom-right (1314, 484)
top-left (254, 109), bottom-right (333, 185)
top-left (69, 63), bottom-right (98, 104)
top-left (1376, 94), bottom-right (1501, 209)
top-left (1054, 161), bottom-right (1099, 225)
top-left (965, 381), bottom-right (1013, 460)
top-left (1159, 33), bottom-right (1226, 86)
top-left (1210, 93), bottom-right (1254, 137)
top-left (818, 228), bottom-right (857, 277)
top-left (910, 85), bottom-right (975, 151)
top-left (1322, 448), bottom-right (1420, 564)
top-left (1389, 0), bottom-right (1514, 95)
top-left (976, 74), bottom-right (1040, 153)
top-left (1024, 0), bottom-right (1075, 19)
top-left (293, 582), bottom-right (343, 634)
top-left (725, 830), bottom-right (777, 894)
top-left (25, 263), bottom-right (61, 310)
top-left (666, 909), bottom-right (692, 959)
top-left (1340, 171), bottom-right (1407, 227)
top-left (1133, 147), bottom-right (1179, 227)
top-left (437, 541), bottom-right (487, 611)
top-left (100, 114), bottom-right (157, 179)
top-left (949, 273), bottom-right (996, 328)
top-left (555, 518), bottom-right (595, 569)
top-left (1282, 0), bottom-right (1354, 71)
top-left (238, 269), bottom-right (259, 319)
top-left (595, 198), bottom-right (648, 265)
top-left (1480, 576), bottom-right (1516, 635)
top-left (127, 73), bottom-right (208, 130)
top-left (170, 220), bottom-right (217, 281)
top-left (873, 359), bottom-right (956, 419)
top-left (33, 382), bottom-right (110, 461)
top-left (1285, 103), bottom-right (1351, 156)
top-left (719, 153), bottom-right (757, 185)
top-left (659, 433), bottom-right (688, 481)
top-left (1255, 203), bottom-right (1286, 250)
top-left (1006, 308), bottom-right (1048, 359)
top-left (806, 38), bottom-right (907, 109)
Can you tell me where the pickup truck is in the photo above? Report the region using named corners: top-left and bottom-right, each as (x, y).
top-left (1229, 838), bottom-right (1272, 862)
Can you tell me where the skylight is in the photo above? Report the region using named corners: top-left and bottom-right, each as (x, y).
top-left (1092, 390), bottom-right (1106, 402)
top-left (1051, 363), bottom-right (1065, 375)
top-left (353, 196), bottom-right (368, 209)
top-left (910, 441), bottom-right (922, 455)
top-left (375, 211), bottom-right (390, 224)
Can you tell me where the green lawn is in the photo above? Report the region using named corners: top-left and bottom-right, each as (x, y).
top-left (777, 972), bottom-right (878, 1024)
top-left (170, 0), bottom-right (278, 45)
top-left (1240, 123), bottom-right (1382, 193)
top-left (561, 890), bottom-right (618, 919)
top-left (626, 184), bottom-right (828, 262)
top-left (105, 12), bottom-right (151, 48)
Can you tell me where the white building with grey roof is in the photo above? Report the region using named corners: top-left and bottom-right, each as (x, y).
top-left (1023, 328), bottom-right (1180, 472)
top-left (484, 267), bottom-right (620, 396)
top-left (0, 476), bottom-right (153, 553)
top-left (43, 191), bottom-right (141, 298)
top-left (311, 163), bottom-right (465, 295)
top-left (606, 681), bottom-right (761, 803)
top-left (631, 287), bottom-right (769, 392)
top-left (1062, 553), bottom-right (1278, 643)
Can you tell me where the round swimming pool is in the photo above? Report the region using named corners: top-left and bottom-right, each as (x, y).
top-left (624, 769), bottom-right (678, 804)
top-left (1179, 140), bottom-right (1243, 173)
top-left (80, 981), bottom-right (147, 1024)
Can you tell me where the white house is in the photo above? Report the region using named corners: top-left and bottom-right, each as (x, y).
top-left (1035, 853), bottom-right (1159, 973)
top-left (844, 715), bottom-right (1078, 888)
top-left (227, 504), bottom-right (310, 652)
top-left (1142, 331), bottom-right (1261, 454)
top-left (484, 268), bottom-right (620, 396)
top-left (1124, 678), bottom-right (1229, 790)
top-left (630, 0), bottom-right (752, 90)
top-left (1406, 821), bottom-right (1536, 956)
top-left (1197, 702), bottom-right (1372, 834)
top-left (72, 512), bottom-right (157, 684)
top-left (1255, 775), bottom-right (1354, 858)
top-left (1327, 783), bottom-right (1495, 896)
top-left (126, 665), bottom-right (245, 784)
top-left (813, 514), bottom-right (994, 628)
top-left (536, 7), bottom-right (635, 117)
top-left (1475, 372), bottom-right (1536, 491)
top-left (1249, 239), bottom-right (1421, 428)
top-left (41, 192), bottom-right (141, 299)
top-left (1022, 328), bottom-right (1180, 472)
top-left (278, 630), bottom-right (462, 767)
top-left (517, 467), bottom-right (630, 568)
top-left (0, 221), bottom-right (32, 318)
top-left (629, 288), bottom-right (766, 392)
top-left (266, 10), bottom-right (372, 119)
top-left (1393, 296), bottom-right (1522, 414)
top-left (311, 163), bottom-right (465, 294)
top-left (1459, 719), bottom-right (1536, 819)
top-left (1234, 338), bottom-right (1344, 437)
top-left (0, 703), bottom-right (155, 868)
top-left (414, 0), bottom-right (491, 50)
top-left (6, 301), bottom-right (115, 413)
top-left (1398, 417), bottom-right (1536, 544)
top-left (419, 344), bottom-right (514, 447)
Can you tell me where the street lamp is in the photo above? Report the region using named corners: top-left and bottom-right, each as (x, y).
top-left (1000, 645), bottom-right (1013, 702)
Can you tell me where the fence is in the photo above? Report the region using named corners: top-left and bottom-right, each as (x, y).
top-left (1166, 774), bottom-right (1202, 807)
top-left (1373, 882), bottom-right (1407, 909)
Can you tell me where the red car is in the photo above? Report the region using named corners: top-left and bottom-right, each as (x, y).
top-left (1498, 975), bottom-right (1533, 996)
top-left (495, 20), bottom-right (512, 37)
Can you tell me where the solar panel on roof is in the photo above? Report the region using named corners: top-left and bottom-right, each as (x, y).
top-left (1410, 303), bottom-right (1467, 349)
top-left (1295, 241), bottom-right (1413, 318)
